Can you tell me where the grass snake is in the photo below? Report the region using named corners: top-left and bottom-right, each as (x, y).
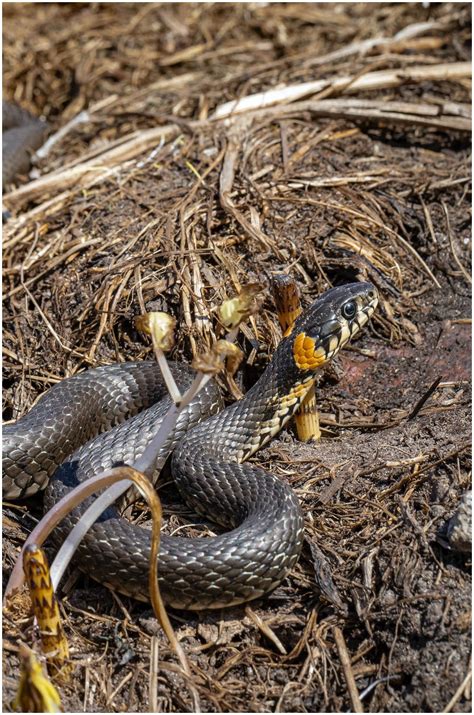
top-left (3, 283), bottom-right (378, 609)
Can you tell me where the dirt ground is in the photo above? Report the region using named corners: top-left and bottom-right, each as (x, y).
top-left (2, 3), bottom-right (472, 713)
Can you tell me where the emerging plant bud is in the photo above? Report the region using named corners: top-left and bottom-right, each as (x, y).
top-left (218, 283), bottom-right (264, 329)
top-left (23, 545), bottom-right (70, 679)
top-left (135, 312), bottom-right (176, 351)
top-left (13, 644), bottom-right (62, 713)
top-left (214, 340), bottom-right (243, 376)
top-left (191, 340), bottom-right (243, 376)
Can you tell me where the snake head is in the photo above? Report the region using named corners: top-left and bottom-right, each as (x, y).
top-left (290, 282), bottom-right (378, 372)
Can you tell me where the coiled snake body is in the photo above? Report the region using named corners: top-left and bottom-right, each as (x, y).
top-left (3, 283), bottom-right (377, 609)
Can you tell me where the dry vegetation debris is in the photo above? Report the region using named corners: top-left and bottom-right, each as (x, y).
top-left (2, 3), bottom-right (472, 713)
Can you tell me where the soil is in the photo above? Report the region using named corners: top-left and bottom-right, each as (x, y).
top-left (2, 3), bottom-right (471, 713)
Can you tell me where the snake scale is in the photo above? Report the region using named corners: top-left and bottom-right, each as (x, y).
top-left (3, 283), bottom-right (378, 609)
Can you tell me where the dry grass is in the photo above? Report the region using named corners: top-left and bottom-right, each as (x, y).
top-left (2, 3), bottom-right (472, 713)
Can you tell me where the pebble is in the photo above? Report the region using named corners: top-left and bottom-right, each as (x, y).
top-left (447, 490), bottom-right (472, 553)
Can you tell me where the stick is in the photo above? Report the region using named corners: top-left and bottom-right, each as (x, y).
top-left (444, 669), bottom-right (472, 713)
top-left (240, 97), bottom-right (471, 132)
top-left (407, 377), bottom-right (443, 420)
top-left (442, 201), bottom-right (472, 284)
top-left (212, 62), bottom-right (471, 119)
top-left (333, 626), bottom-right (364, 713)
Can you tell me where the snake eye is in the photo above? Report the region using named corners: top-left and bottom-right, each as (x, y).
top-left (341, 300), bottom-right (357, 320)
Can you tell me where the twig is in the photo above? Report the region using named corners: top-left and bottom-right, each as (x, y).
top-left (301, 18), bottom-right (459, 69)
top-left (219, 122), bottom-right (285, 254)
top-left (36, 110), bottom-right (91, 160)
top-left (333, 626), bottom-right (364, 713)
top-left (359, 675), bottom-right (398, 702)
top-left (149, 636), bottom-right (159, 713)
top-left (408, 376), bottom-right (443, 420)
top-left (4, 123), bottom-right (181, 206)
top-left (444, 669), bottom-right (472, 713)
top-left (20, 282), bottom-right (85, 358)
top-left (266, 196), bottom-right (443, 288)
top-left (245, 607), bottom-right (287, 655)
top-left (212, 62), bottom-right (471, 119)
top-left (242, 97), bottom-right (470, 132)
top-left (5, 64), bottom-right (469, 212)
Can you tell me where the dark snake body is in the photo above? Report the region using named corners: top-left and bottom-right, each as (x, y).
top-left (3, 284), bottom-right (377, 609)
top-left (2, 101), bottom-right (49, 188)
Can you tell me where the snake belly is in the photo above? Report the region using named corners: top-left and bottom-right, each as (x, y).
top-left (3, 283), bottom-right (377, 609)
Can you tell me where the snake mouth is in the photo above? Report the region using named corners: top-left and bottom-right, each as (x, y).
top-left (323, 293), bottom-right (378, 362)
top-left (347, 293), bottom-right (378, 339)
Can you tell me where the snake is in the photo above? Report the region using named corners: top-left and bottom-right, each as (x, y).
top-left (3, 282), bottom-right (378, 609)
top-left (2, 100), bottom-right (49, 188)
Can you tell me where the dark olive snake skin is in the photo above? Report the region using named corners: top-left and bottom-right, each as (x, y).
top-left (2, 101), bottom-right (49, 188)
top-left (3, 283), bottom-right (378, 609)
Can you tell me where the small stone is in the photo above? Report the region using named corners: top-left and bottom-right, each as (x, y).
top-left (447, 491), bottom-right (472, 553)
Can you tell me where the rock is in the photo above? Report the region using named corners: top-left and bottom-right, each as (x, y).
top-left (447, 491), bottom-right (472, 553)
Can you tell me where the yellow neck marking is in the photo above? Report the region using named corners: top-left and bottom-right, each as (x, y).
top-left (293, 332), bottom-right (326, 371)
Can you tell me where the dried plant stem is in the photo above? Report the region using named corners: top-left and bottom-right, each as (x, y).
top-left (4, 64), bottom-right (469, 214)
top-left (442, 201), bottom-right (472, 285)
top-left (149, 636), bottom-right (160, 712)
top-left (4, 124), bottom-right (180, 205)
top-left (253, 97), bottom-right (471, 132)
top-left (36, 111), bottom-right (90, 160)
top-left (301, 18), bottom-right (456, 69)
top-left (333, 626), bottom-right (364, 713)
top-left (44, 370), bottom-right (212, 592)
top-left (6, 466), bottom-right (201, 710)
top-left (4, 467), bottom-right (143, 601)
top-left (212, 62), bottom-right (471, 118)
top-left (133, 373), bottom-right (211, 476)
top-left (444, 669), bottom-right (472, 713)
